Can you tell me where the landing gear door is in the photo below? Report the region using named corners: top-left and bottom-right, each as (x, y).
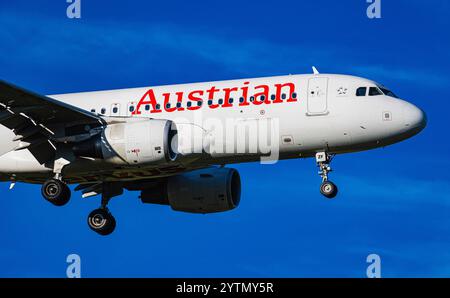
top-left (307, 77), bottom-right (329, 115)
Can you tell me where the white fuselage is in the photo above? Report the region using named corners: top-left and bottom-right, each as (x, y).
top-left (0, 74), bottom-right (426, 183)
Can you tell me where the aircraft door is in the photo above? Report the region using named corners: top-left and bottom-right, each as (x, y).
top-left (307, 77), bottom-right (329, 115)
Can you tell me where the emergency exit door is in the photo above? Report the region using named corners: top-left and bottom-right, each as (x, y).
top-left (307, 77), bottom-right (328, 115)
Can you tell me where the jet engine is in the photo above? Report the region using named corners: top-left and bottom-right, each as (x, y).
top-left (73, 119), bottom-right (178, 165)
top-left (139, 167), bottom-right (241, 213)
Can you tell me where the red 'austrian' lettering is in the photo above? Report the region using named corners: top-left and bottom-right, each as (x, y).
top-left (132, 81), bottom-right (298, 115)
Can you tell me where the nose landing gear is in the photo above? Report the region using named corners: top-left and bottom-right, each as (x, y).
top-left (316, 152), bottom-right (338, 199)
top-left (320, 180), bottom-right (338, 198)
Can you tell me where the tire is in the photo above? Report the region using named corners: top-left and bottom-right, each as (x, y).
top-left (87, 208), bottom-right (116, 236)
top-left (320, 181), bottom-right (338, 199)
top-left (41, 179), bottom-right (71, 206)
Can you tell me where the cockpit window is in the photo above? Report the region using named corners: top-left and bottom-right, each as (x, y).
top-left (356, 87), bottom-right (367, 96)
top-left (378, 86), bottom-right (399, 98)
top-left (369, 87), bottom-right (383, 96)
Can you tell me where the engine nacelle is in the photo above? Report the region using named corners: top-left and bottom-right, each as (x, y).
top-left (140, 168), bottom-right (241, 213)
top-left (73, 119), bottom-right (178, 165)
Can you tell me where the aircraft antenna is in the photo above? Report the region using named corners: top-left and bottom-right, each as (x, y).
top-left (312, 66), bottom-right (320, 75)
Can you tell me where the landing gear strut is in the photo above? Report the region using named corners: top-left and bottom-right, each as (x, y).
top-left (316, 152), bottom-right (338, 199)
top-left (87, 182), bottom-right (122, 236)
top-left (41, 177), bottom-right (71, 206)
top-left (42, 154), bottom-right (72, 206)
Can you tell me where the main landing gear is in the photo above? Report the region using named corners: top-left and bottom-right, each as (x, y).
top-left (316, 152), bottom-right (338, 199)
top-left (88, 208), bottom-right (116, 236)
top-left (41, 175), bottom-right (120, 236)
top-left (41, 177), bottom-right (71, 206)
top-left (87, 183), bottom-right (122, 236)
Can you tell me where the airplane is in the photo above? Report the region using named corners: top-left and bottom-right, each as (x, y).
top-left (0, 68), bottom-right (426, 235)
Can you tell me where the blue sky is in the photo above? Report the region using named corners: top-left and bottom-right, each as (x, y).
top-left (0, 0), bottom-right (449, 277)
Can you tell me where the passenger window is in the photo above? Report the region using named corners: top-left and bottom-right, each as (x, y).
top-left (145, 104), bottom-right (151, 111)
top-left (91, 108), bottom-right (96, 113)
top-left (112, 107), bottom-right (118, 114)
top-left (369, 87), bottom-right (382, 96)
top-left (356, 87), bottom-right (367, 97)
top-left (100, 108), bottom-right (106, 114)
top-left (129, 105), bottom-right (135, 112)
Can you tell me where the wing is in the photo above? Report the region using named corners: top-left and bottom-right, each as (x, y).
top-left (0, 80), bottom-right (105, 164)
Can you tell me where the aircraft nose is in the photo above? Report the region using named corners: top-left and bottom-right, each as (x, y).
top-left (403, 102), bottom-right (427, 132)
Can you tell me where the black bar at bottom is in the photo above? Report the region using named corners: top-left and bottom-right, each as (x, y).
top-left (0, 278), bottom-right (445, 295)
